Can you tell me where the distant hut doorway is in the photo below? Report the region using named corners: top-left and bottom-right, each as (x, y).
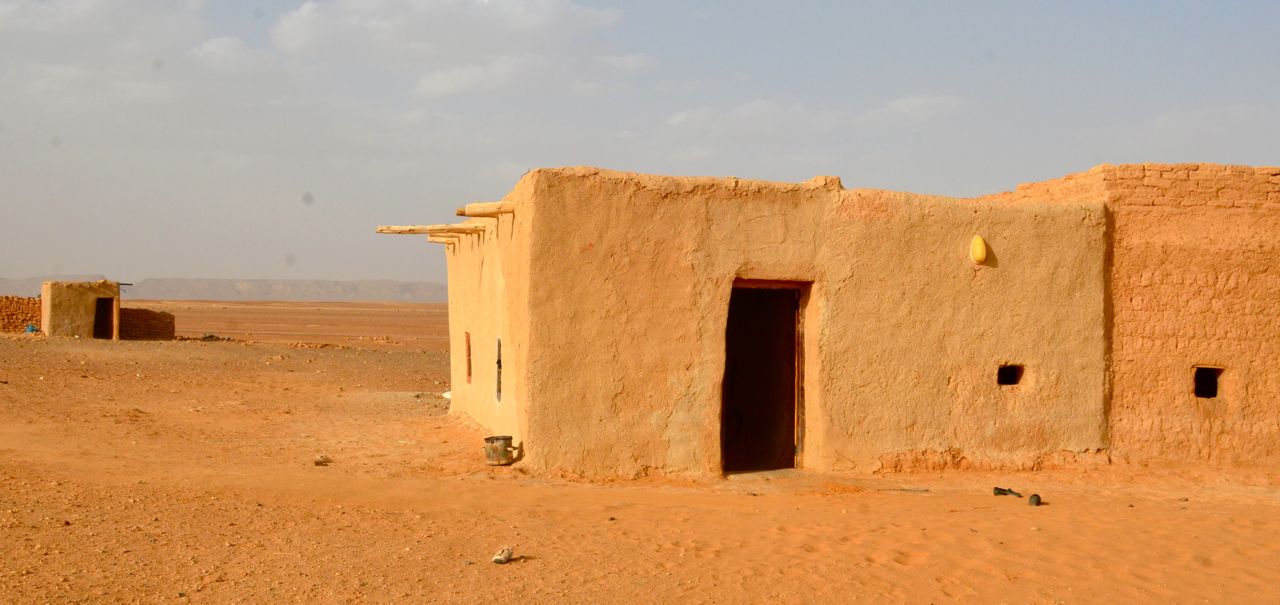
top-left (721, 280), bottom-right (808, 473)
top-left (93, 298), bottom-right (115, 340)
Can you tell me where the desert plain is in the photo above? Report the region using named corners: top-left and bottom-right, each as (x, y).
top-left (2, 301), bottom-right (1279, 604)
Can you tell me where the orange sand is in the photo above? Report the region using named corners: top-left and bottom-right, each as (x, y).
top-left (2, 301), bottom-right (1278, 603)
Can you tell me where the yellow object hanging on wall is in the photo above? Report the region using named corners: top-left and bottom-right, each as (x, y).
top-left (970, 235), bottom-right (988, 264)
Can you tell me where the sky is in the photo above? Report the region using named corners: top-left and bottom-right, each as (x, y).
top-left (1, 0), bottom-right (1277, 283)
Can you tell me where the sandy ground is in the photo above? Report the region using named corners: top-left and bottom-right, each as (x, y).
top-left (124, 300), bottom-right (449, 348)
top-left (2, 301), bottom-right (1279, 604)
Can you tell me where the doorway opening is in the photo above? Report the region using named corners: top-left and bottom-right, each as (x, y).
top-left (721, 281), bottom-right (806, 473)
top-left (93, 298), bottom-right (114, 340)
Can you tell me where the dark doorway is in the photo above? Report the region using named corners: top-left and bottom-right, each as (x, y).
top-left (93, 298), bottom-right (114, 339)
top-left (721, 285), bottom-right (801, 473)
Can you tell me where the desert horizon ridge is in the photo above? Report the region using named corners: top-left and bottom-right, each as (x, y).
top-left (2, 300), bottom-right (1278, 603)
top-left (0, 276), bottom-right (446, 303)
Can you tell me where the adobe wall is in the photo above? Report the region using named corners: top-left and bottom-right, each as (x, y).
top-left (442, 198), bottom-right (536, 445)
top-left (2, 293), bottom-right (173, 339)
top-left (1102, 164), bottom-right (1280, 464)
top-left (0, 296), bottom-right (41, 333)
top-left (982, 162), bottom-right (1280, 466)
top-left (41, 280), bottom-right (119, 339)
top-left (119, 308), bottom-right (176, 340)
top-left (514, 168), bottom-right (1107, 478)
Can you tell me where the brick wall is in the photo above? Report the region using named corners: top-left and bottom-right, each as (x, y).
top-left (0, 296), bottom-right (40, 333)
top-left (980, 163), bottom-right (1280, 465)
top-left (1101, 163), bottom-right (1280, 209)
top-left (1106, 164), bottom-right (1280, 464)
top-left (119, 308), bottom-right (176, 340)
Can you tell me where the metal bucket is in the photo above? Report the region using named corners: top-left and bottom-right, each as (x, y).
top-left (483, 435), bottom-right (516, 466)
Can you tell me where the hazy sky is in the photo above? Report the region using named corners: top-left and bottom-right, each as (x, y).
top-left (2, 1), bottom-right (1277, 283)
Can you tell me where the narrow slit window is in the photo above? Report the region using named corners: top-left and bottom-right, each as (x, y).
top-left (1194, 367), bottom-right (1222, 399)
top-left (495, 338), bottom-right (502, 402)
top-left (997, 364), bottom-right (1024, 386)
top-left (465, 332), bottom-right (472, 383)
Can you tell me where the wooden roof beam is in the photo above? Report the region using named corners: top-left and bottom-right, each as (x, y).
top-left (377, 223), bottom-right (487, 236)
top-left (461, 201), bottom-right (515, 218)
top-left (377, 225), bottom-right (436, 235)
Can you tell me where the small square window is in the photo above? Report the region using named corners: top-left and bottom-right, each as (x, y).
top-left (1194, 367), bottom-right (1222, 399)
top-left (997, 364), bottom-right (1023, 386)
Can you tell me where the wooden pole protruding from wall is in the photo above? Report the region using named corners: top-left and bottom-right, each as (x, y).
top-left (377, 224), bottom-right (488, 236)
top-left (429, 225), bottom-right (486, 235)
top-left (377, 225), bottom-right (436, 235)
top-left (461, 201), bottom-right (515, 218)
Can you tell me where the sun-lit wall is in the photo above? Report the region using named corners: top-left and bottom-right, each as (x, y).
top-left (41, 280), bottom-right (119, 340)
top-left (515, 168), bottom-right (1107, 477)
top-left (0, 296), bottom-right (40, 333)
top-left (1102, 164), bottom-right (1280, 464)
top-left (441, 190), bottom-right (537, 449)
top-left (435, 163), bottom-right (1280, 478)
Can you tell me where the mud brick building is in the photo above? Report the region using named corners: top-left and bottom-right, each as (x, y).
top-left (2, 281), bottom-right (175, 341)
top-left (382, 163), bottom-right (1280, 478)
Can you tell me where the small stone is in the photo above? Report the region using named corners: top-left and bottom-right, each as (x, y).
top-left (1029, 494), bottom-right (1041, 506)
top-left (492, 546), bottom-right (514, 564)
top-left (314, 455), bottom-right (332, 467)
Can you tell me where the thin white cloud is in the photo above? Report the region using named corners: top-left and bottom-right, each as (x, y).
top-left (666, 106), bottom-right (713, 126)
top-left (0, 0), bottom-right (104, 29)
top-left (595, 53), bottom-right (653, 71)
top-left (414, 56), bottom-right (529, 99)
top-left (858, 93), bottom-right (961, 124)
top-left (263, 0), bottom-right (630, 100)
top-left (269, 1), bottom-right (321, 54)
top-left (190, 37), bottom-right (253, 71)
top-left (104, 76), bottom-right (176, 104)
top-left (269, 0), bottom-right (618, 62)
top-left (665, 100), bottom-right (848, 137)
top-left (22, 63), bottom-right (87, 95)
top-left (885, 93), bottom-right (960, 119)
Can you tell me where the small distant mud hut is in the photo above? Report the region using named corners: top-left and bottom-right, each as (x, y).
top-left (42, 280), bottom-right (121, 339)
top-left (0, 280), bottom-right (175, 340)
